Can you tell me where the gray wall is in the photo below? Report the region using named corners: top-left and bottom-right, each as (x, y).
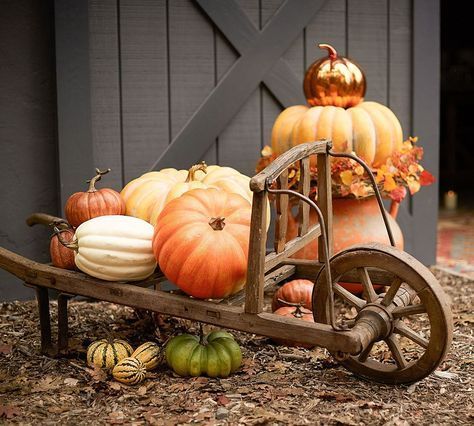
top-left (0, 0), bottom-right (440, 300)
top-left (0, 0), bottom-right (59, 301)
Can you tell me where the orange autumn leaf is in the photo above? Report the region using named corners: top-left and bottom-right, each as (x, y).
top-left (383, 175), bottom-right (397, 192)
top-left (340, 170), bottom-right (354, 186)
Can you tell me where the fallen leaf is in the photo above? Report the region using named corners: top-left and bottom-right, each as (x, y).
top-left (109, 382), bottom-right (122, 391)
top-left (0, 344), bottom-right (12, 355)
top-left (137, 385), bottom-right (147, 396)
top-left (217, 395), bottom-right (230, 406)
top-left (64, 377), bottom-right (79, 386)
top-left (0, 404), bottom-right (20, 419)
top-left (87, 366), bottom-right (108, 382)
top-left (434, 370), bottom-right (459, 380)
top-left (107, 411), bottom-right (125, 424)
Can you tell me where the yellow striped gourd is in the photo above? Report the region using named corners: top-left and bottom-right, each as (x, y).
top-left (112, 357), bottom-right (146, 385)
top-left (131, 342), bottom-right (161, 371)
top-left (86, 339), bottom-right (133, 369)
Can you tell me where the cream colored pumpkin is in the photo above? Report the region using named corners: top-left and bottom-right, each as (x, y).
top-left (271, 101), bottom-right (403, 167)
top-left (70, 215), bottom-right (156, 281)
top-left (121, 163), bottom-right (268, 227)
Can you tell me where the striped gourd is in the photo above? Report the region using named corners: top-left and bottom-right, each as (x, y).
top-left (112, 357), bottom-right (146, 385)
top-left (131, 342), bottom-right (161, 371)
top-left (86, 339), bottom-right (133, 369)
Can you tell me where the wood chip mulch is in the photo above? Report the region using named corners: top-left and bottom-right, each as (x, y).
top-left (0, 269), bottom-right (473, 425)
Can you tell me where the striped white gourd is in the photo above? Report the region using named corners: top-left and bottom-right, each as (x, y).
top-left (112, 357), bottom-right (147, 385)
top-left (69, 215), bottom-right (156, 281)
top-left (131, 342), bottom-right (161, 371)
top-left (86, 339), bottom-right (133, 369)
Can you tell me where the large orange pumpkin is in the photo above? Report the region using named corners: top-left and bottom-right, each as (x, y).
top-left (271, 101), bottom-right (403, 168)
top-left (153, 188), bottom-right (252, 299)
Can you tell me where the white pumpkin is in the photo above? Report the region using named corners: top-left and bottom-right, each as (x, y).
top-left (71, 215), bottom-right (156, 281)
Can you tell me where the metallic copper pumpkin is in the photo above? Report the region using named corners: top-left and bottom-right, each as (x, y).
top-left (65, 168), bottom-right (126, 228)
top-left (304, 43), bottom-right (366, 108)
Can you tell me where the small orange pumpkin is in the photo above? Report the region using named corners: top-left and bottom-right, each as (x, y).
top-left (272, 279), bottom-right (314, 312)
top-left (273, 303), bottom-right (315, 348)
top-left (65, 168), bottom-right (125, 228)
top-left (50, 226), bottom-right (76, 270)
top-left (152, 188), bottom-right (252, 299)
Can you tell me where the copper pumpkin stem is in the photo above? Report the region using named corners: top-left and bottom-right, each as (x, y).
top-left (198, 322), bottom-right (206, 345)
top-left (53, 226), bottom-right (79, 251)
top-left (318, 43), bottom-right (338, 60)
top-left (185, 162), bottom-right (207, 183)
top-left (86, 168), bottom-right (111, 192)
top-left (209, 217), bottom-right (226, 231)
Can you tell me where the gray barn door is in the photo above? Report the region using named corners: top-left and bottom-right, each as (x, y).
top-left (55, 0), bottom-right (440, 265)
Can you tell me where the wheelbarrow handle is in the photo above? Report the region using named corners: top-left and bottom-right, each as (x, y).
top-left (26, 213), bottom-right (69, 229)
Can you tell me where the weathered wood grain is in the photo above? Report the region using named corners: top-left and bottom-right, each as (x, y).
top-left (274, 169), bottom-right (289, 253)
top-left (317, 152), bottom-right (333, 260)
top-left (298, 157), bottom-right (311, 236)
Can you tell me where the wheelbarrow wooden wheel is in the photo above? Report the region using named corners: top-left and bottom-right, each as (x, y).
top-left (313, 243), bottom-right (453, 384)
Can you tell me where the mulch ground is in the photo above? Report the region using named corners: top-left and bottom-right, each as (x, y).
top-left (0, 269), bottom-right (473, 425)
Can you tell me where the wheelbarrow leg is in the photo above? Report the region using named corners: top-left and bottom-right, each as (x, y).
top-left (35, 286), bottom-right (55, 356)
top-left (57, 293), bottom-right (70, 355)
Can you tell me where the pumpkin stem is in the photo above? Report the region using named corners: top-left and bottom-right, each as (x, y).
top-left (277, 298), bottom-right (306, 318)
top-left (53, 226), bottom-right (79, 251)
top-left (209, 217), bottom-right (226, 231)
top-left (86, 168), bottom-right (111, 192)
top-left (48, 218), bottom-right (72, 231)
top-left (318, 43), bottom-right (338, 60)
top-left (186, 162), bottom-right (207, 183)
top-left (198, 322), bottom-right (206, 345)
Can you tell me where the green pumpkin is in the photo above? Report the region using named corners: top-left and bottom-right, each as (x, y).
top-left (165, 331), bottom-right (242, 378)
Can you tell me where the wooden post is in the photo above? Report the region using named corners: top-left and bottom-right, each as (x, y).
top-left (35, 286), bottom-right (54, 356)
top-left (317, 152), bottom-right (333, 260)
top-left (274, 170), bottom-right (288, 253)
top-left (245, 191), bottom-right (268, 314)
top-left (298, 157), bottom-right (311, 236)
top-left (57, 294), bottom-right (69, 354)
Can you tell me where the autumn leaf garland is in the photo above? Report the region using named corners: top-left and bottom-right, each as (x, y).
top-left (257, 137), bottom-right (435, 202)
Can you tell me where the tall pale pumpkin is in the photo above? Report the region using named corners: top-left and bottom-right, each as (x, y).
top-left (271, 101), bottom-right (403, 167)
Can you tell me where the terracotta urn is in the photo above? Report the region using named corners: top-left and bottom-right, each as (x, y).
top-left (286, 196), bottom-right (403, 294)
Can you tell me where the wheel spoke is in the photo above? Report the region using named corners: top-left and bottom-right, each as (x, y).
top-left (334, 283), bottom-right (365, 310)
top-left (392, 304), bottom-right (426, 319)
top-left (358, 267), bottom-right (377, 302)
top-left (394, 322), bottom-right (429, 349)
top-left (381, 277), bottom-right (403, 307)
top-left (358, 342), bottom-right (374, 363)
top-left (386, 335), bottom-right (408, 369)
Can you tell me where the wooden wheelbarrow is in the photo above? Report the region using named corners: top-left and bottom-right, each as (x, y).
top-left (0, 140), bottom-right (453, 384)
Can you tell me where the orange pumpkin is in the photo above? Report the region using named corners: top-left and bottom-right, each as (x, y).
top-left (272, 279), bottom-right (314, 312)
top-left (273, 304), bottom-right (315, 348)
top-left (271, 101), bottom-right (403, 168)
top-left (153, 188), bottom-right (251, 299)
top-left (50, 227), bottom-right (76, 270)
top-left (304, 43), bottom-right (366, 108)
top-left (65, 168), bottom-right (125, 228)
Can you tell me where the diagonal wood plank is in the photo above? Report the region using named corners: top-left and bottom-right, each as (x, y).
top-left (196, 0), bottom-right (306, 107)
top-left (149, 0), bottom-right (325, 171)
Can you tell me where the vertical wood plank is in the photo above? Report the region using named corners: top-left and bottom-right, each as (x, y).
top-left (388, 0), bottom-right (412, 135)
top-left (298, 157), bottom-right (310, 236)
top-left (88, 0), bottom-right (122, 190)
top-left (305, 0), bottom-right (346, 63)
top-left (347, 0), bottom-right (388, 104)
top-left (217, 0), bottom-right (261, 176)
top-left (410, 0), bottom-right (439, 265)
top-left (55, 0), bottom-right (94, 206)
top-left (317, 152), bottom-right (333, 260)
top-left (168, 0), bottom-right (215, 168)
top-left (245, 191), bottom-right (268, 314)
top-left (274, 170), bottom-right (289, 253)
top-left (120, 0), bottom-right (169, 182)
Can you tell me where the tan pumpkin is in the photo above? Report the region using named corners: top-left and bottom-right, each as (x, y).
top-left (271, 101), bottom-right (403, 167)
top-left (153, 188), bottom-right (252, 299)
top-left (121, 163), bottom-right (262, 227)
top-left (131, 342), bottom-right (161, 371)
top-left (86, 338), bottom-right (133, 369)
top-left (112, 357), bottom-right (147, 385)
top-left (65, 168), bottom-right (125, 228)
